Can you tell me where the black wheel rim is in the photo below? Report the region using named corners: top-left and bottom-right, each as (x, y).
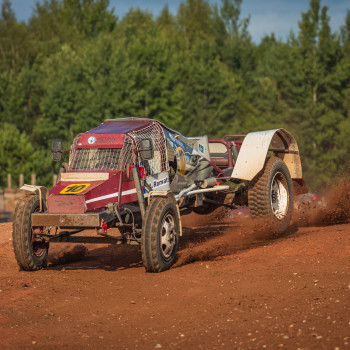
top-left (31, 208), bottom-right (45, 257)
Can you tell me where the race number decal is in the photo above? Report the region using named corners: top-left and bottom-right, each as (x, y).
top-left (60, 183), bottom-right (90, 194)
top-left (176, 147), bottom-right (187, 175)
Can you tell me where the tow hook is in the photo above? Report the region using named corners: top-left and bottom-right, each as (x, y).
top-left (98, 219), bottom-right (108, 235)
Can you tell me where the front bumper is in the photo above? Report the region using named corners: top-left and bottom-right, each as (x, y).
top-left (31, 211), bottom-right (115, 228)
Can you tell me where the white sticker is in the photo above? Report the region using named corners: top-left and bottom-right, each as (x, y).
top-left (88, 136), bottom-right (96, 144)
top-left (146, 172), bottom-right (170, 190)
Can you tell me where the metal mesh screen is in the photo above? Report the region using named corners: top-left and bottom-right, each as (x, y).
top-left (129, 123), bottom-right (168, 176)
top-left (70, 148), bottom-right (122, 171)
top-left (119, 136), bottom-right (133, 171)
top-left (68, 122), bottom-right (168, 174)
top-left (69, 134), bottom-right (82, 165)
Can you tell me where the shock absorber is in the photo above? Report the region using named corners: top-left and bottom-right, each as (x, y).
top-left (97, 218), bottom-right (108, 235)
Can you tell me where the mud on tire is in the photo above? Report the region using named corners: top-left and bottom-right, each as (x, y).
top-left (12, 195), bottom-right (49, 271)
top-left (248, 157), bottom-right (294, 233)
top-left (141, 196), bottom-right (180, 272)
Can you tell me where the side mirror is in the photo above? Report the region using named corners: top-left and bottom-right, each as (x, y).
top-left (140, 139), bottom-right (153, 160)
top-left (52, 139), bottom-right (62, 162)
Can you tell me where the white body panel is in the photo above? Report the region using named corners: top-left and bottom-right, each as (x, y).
top-left (60, 172), bottom-right (109, 181)
top-left (20, 184), bottom-right (48, 212)
top-left (232, 129), bottom-right (302, 181)
top-left (145, 171), bottom-right (170, 192)
top-left (20, 184), bottom-right (46, 193)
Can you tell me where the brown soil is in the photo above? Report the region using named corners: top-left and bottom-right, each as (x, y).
top-left (1, 183), bottom-right (350, 349)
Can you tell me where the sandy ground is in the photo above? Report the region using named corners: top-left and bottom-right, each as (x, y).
top-left (0, 184), bottom-right (350, 349)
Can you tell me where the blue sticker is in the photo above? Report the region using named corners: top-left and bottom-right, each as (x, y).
top-left (163, 129), bottom-right (193, 154)
top-left (199, 144), bottom-right (204, 152)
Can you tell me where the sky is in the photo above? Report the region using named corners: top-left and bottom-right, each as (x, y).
top-left (8, 0), bottom-right (350, 43)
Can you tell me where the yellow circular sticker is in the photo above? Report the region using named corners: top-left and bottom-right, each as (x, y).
top-left (60, 183), bottom-right (90, 194)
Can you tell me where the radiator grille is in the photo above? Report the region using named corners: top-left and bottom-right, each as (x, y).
top-left (69, 122), bottom-right (168, 174)
top-left (70, 148), bottom-right (122, 171)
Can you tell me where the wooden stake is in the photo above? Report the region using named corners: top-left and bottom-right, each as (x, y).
top-left (7, 173), bottom-right (11, 190)
top-left (31, 174), bottom-right (36, 185)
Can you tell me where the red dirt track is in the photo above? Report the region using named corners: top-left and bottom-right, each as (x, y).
top-left (1, 183), bottom-right (350, 349)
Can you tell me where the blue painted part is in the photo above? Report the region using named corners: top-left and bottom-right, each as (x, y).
top-left (163, 129), bottom-right (193, 155)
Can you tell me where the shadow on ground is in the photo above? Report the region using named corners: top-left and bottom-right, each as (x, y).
top-left (45, 216), bottom-right (304, 272)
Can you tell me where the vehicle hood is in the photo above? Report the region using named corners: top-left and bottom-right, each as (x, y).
top-left (47, 171), bottom-right (137, 214)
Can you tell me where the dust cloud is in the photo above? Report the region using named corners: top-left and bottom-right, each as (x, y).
top-left (175, 216), bottom-right (277, 267)
top-left (296, 178), bottom-right (350, 227)
top-left (175, 178), bottom-right (350, 267)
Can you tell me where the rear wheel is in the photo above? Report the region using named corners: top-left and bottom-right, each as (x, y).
top-left (248, 157), bottom-right (293, 233)
top-left (12, 195), bottom-right (49, 271)
top-left (141, 196), bottom-right (180, 272)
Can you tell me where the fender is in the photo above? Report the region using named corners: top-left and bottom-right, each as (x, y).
top-left (232, 129), bottom-right (303, 181)
top-left (20, 184), bottom-right (48, 212)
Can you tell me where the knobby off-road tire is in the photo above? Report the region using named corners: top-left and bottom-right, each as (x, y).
top-left (12, 195), bottom-right (49, 271)
top-left (141, 196), bottom-right (180, 272)
top-left (248, 157), bottom-right (294, 234)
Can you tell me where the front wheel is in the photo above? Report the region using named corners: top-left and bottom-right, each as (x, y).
top-left (248, 157), bottom-right (294, 233)
top-left (141, 196), bottom-right (180, 272)
top-left (12, 195), bottom-right (49, 271)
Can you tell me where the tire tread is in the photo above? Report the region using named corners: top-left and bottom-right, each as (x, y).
top-left (141, 197), bottom-right (179, 273)
top-left (248, 157), bottom-right (293, 233)
top-left (12, 195), bottom-right (48, 271)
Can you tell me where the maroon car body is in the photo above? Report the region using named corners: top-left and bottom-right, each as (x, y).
top-left (13, 118), bottom-right (305, 272)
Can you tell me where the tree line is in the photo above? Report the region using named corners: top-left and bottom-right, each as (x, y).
top-left (0, 0), bottom-right (349, 189)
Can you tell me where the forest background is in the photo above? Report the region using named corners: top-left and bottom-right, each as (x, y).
top-left (0, 0), bottom-right (349, 190)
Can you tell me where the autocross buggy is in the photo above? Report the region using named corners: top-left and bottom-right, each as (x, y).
top-left (13, 118), bottom-right (307, 272)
